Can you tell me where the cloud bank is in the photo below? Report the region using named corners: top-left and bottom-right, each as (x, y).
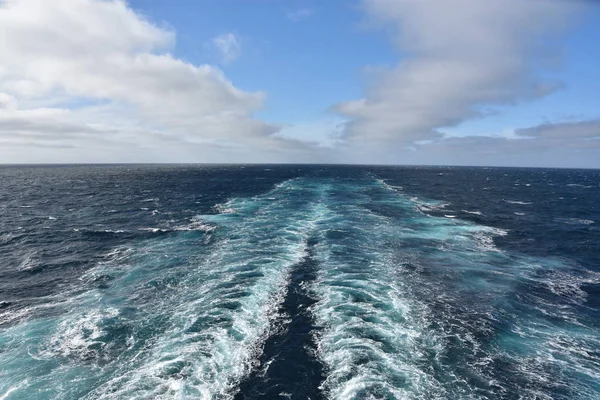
top-left (336, 0), bottom-right (581, 145)
top-left (516, 120), bottom-right (600, 139)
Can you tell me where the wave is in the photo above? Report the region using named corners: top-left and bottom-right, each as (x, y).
top-left (18, 251), bottom-right (39, 271)
top-left (503, 199), bottom-right (533, 205)
top-left (0, 232), bottom-right (19, 244)
top-left (309, 179), bottom-right (516, 398)
top-left (309, 177), bottom-right (594, 399)
top-left (213, 202), bottom-right (237, 214)
top-left (1, 175), bottom-right (598, 399)
top-left (554, 218), bottom-right (594, 226)
top-left (0, 178), bottom-right (328, 400)
top-left (462, 209), bottom-right (482, 215)
top-left (85, 179), bottom-right (328, 399)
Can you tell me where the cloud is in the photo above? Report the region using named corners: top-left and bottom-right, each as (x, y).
top-left (211, 33), bottom-right (241, 64)
top-left (286, 8), bottom-right (314, 21)
top-left (332, 132), bottom-right (599, 168)
top-left (421, 134), bottom-right (600, 168)
top-left (515, 120), bottom-right (600, 139)
top-left (0, 93), bottom-right (17, 110)
top-left (335, 0), bottom-right (583, 146)
top-left (0, 0), bottom-right (294, 161)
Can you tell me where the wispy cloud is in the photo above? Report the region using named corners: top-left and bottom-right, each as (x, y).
top-left (285, 8), bottom-right (314, 21)
top-left (211, 32), bottom-right (241, 64)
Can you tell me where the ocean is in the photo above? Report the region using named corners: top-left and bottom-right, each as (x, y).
top-left (0, 165), bottom-right (599, 399)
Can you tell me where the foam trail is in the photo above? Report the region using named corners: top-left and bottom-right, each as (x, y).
top-left (0, 178), bottom-right (324, 400)
top-left (311, 177), bottom-right (600, 399)
top-left (2, 173), bottom-right (599, 400)
top-left (310, 180), bottom-right (447, 399)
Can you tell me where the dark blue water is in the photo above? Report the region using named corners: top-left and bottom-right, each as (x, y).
top-left (0, 165), bottom-right (599, 399)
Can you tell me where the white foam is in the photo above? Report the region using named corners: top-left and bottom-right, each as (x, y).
top-left (310, 179), bottom-right (529, 398)
top-left (462, 210), bottom-right (482, 215)
top-left (0, 232), bottom-right (15, 244)
top-left (171, 218), bottom-right (216, 232)
top-left (41, 307), bottom-right (121, 360)
top-left (0, 380), bottom-right (28, 400)
top-left (503, 199), bottom-right (532, 205)
top-left (310, 194), bottom-right (447, 399)
top-left (375, 178), bottom-right (403, 193)
top-left (213, 203), bottom-right (237, 214)
top-left (18, 251), bottom-right (38, 271)
top-left (554, 218), bottom-right (594, 225)
top-left (80, 179), bottom-right (329, 399)
top-left (138, 227), bottom-right (168, 233)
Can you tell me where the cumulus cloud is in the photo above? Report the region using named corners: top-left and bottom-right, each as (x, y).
top-left (212, 33), bottom-right (242, 64)
top-left (516, 120), bottom-right (600, 139)
top-left (335, 0), bottom-right (582, 145)
top-left (0, 0), bottom-right (288, 161)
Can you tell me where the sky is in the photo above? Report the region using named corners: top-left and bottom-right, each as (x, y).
top-left (0, 0), bottom-right (599, 167)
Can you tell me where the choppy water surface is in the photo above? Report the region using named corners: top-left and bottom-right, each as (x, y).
top-left (1, 165), bottom-right (599, 399)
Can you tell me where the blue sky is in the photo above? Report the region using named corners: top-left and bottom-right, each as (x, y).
top-left (130, 1), bottom-right (390, 121)
top-left (0, 0), bottom-right (599, 166)
top-left (128, 0), bottom-right (600, 136)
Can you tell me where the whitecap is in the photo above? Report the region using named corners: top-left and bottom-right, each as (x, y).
top-left (0, 380), bottom-right (28, 400)
top-left (78, 178), bottom-right (328, 399)
top-left (40, 307), bottom-right (121, 361)
top-left (18, 252), bottom-right (38, 271)
top-left (503, 199), bottom-right (532, 205)
top-left (213, 203), bottom-right (237, 214)
top-left (0, 232), bottom-right (15, 244)
top-left (171, 218), bottom-right (216, 232)
top-left (138, 227), bottom-right (168, 233)
top-left (462, 210), bottom-right (482, 215)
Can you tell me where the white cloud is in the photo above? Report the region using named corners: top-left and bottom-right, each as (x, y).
top-left (212, 33), bottom-right (241, 64)
top-left (0, 92), bottom-right (17, 110)
top-left (0, 0), bottom-right (293, 161)
top-left (335, 0), bottom-right (583, 146)
top-left (286, 8), bottom-right (314, 21)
